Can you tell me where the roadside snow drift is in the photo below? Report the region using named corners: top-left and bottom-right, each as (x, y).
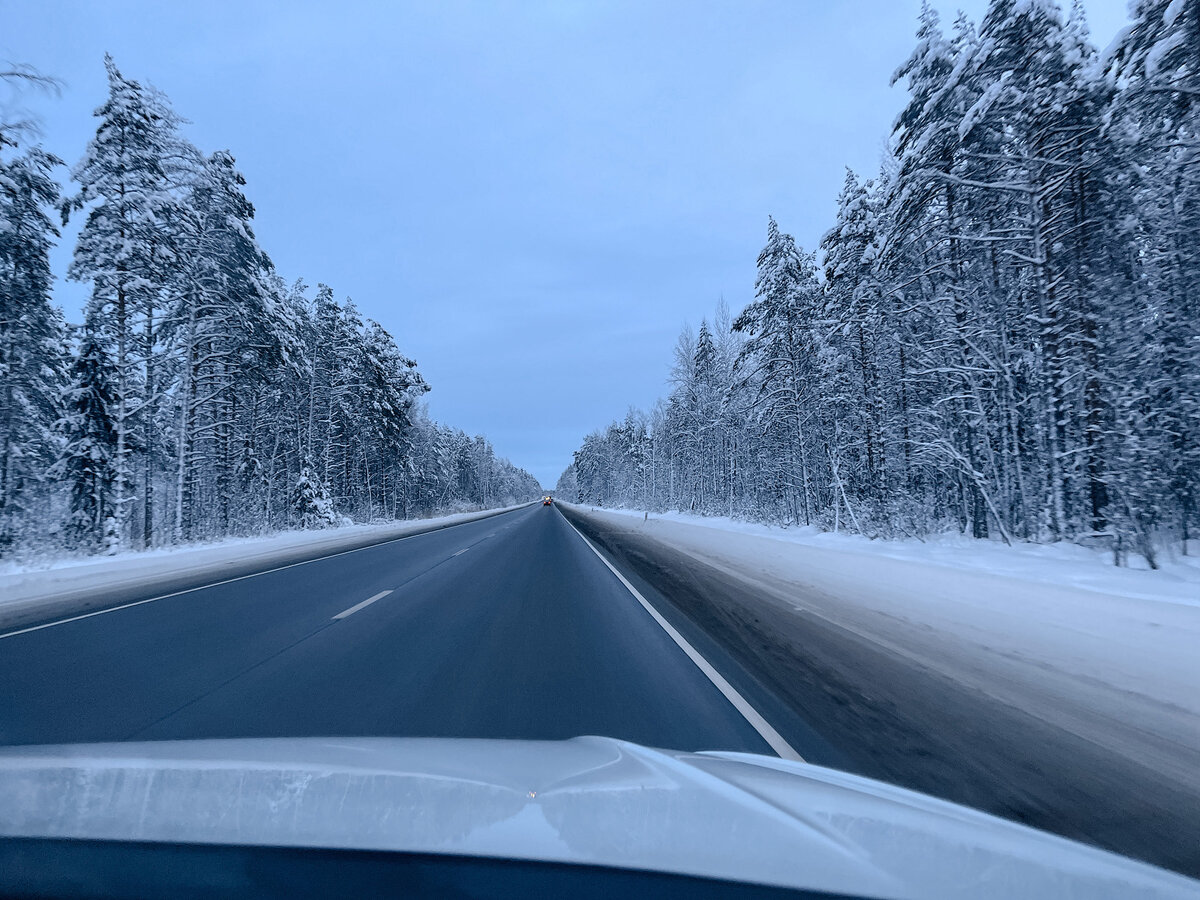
top-left (566, 505), bottom-right (1200, 792)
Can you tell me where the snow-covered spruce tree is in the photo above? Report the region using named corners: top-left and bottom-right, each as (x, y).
top-left (354, 319), bottom-right (428, 519)
top-left (670, 321), bottom-right (720, 513)
top-left (651, 306), bottom-right (746, 517)
top-left (65, 55), bottom-right (190, 550)
top-left (733, 217), bottom-right (824, 526)
top-left (51, 328), bottom-right (120, 553)
top-left (400, 406), bottom-right (449, 513)
top-left (291, 465), bottom-right (339, 530)
top-left (302, 284), bottom-right (348, 490)
top-left (0, 147), bottom-right (68, 549)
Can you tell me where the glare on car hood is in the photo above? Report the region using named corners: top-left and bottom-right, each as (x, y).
top-left (0, 736), bottom-right (1194, 899)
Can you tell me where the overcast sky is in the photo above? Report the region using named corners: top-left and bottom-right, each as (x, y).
top-left (5, 0), bottom-right (1130, 488)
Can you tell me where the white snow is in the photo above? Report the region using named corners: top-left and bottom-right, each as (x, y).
top-left (1145, 29), bottom-right (1185, 79)
top-left (1163, 0), bottom-right (1185, 28)
top-left (568, 505), bottom-right (1200, 788)
top-left (0, 505), bottom-right (529, 630)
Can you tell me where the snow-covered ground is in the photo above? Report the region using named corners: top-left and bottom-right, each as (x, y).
top-left (567, 505), bottom-right (1200, 787)
top-left (0, 504), bottom-right (529, 631)
top-left (586, 508), bottom-right (1200, 604)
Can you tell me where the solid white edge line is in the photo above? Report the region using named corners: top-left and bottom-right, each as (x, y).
top-left (561, 515), bottom-right (804, 762)
top-left (0, 504), bottom-right (537, 641)
top-left (333, 590), bottom-right (393, 620)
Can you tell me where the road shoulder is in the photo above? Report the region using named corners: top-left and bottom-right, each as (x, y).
top-left (559, 503), bottom-right (1200, 880)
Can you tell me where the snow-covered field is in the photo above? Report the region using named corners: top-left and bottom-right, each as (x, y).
top-left (0, 504), bottom-right (529, 631)
top-left (567, 505), bottom-right (1200, 787)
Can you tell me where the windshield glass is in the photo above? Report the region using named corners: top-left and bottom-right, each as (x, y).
top-left (2, 1), bottom-right (1198, 895)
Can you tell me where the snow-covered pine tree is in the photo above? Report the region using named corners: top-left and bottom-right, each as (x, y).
top-left (355, 319), bottom-right (428, 519)
top-left (303, 284), bottom-right (345, 486)
top-left (820, 169), bottom-right (889, 524)
top-left (257, 276), bottom-right (313, 531)
top-left (733, 217), bottom-right (823, 525)
top-left (51, 328), bottom-right (120, 553)
top-left (66, 56), bottom-right (189, 549)
top-left (169, 149), bottom-right (283, 540)
top-left (562, 0), bottom-right (1198, 565)
top-left (1102, 0), bottom-right (1200, 556)
top-left (0, 147), bottom-right (68, 548)
top-left (886, 5), bottom-right (996, 538)
top-left (947, 0), bottom-right (1104, 539)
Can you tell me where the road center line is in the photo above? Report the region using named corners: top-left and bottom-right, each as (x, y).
top-left (332, 590), bottom-right (393, 620)
top-left (452, 548), bottom-right (469, 556)
top-left (561, 514), bottom-right (804, 762)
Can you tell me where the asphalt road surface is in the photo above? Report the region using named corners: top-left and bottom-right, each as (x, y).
top-left (0, 504), bottom-right (808, 754)
top-left (4, 501), bottom-right (1200, 881)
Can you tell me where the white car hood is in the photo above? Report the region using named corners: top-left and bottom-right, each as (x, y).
top-left (0, 736), bottom-right (1194, 898)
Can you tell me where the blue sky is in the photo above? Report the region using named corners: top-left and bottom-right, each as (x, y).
top-left (4, 0), bottom-right (1129, 488)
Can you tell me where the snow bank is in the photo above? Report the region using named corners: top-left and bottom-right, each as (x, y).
top-left (0, 504), bottom-right (530, 632)
top-left (566, 505), bottom-right (1200, 787)
top-left (588, 508), bottom-right (1200, 606)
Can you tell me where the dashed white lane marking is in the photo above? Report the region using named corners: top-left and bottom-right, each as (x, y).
top-left (452, 548), bottom-right (469, 556)
top-left (333, 590), bottom-right (393, 620)
top-left (562, 515), bottom-right (804, 762)
top-left (0, 505), bottom-right (540, 641)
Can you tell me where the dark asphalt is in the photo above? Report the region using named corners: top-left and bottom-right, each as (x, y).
top-left (0, 505), bottom-right (778, 753)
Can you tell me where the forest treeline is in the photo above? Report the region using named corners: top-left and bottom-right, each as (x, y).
top-left (1, 57), bottom-right (541, 557)
top-left (560, 1), bottom-right (1198, 566)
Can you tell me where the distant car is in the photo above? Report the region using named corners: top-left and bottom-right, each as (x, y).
top-left (543, 496), bottom-right (553, 506)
